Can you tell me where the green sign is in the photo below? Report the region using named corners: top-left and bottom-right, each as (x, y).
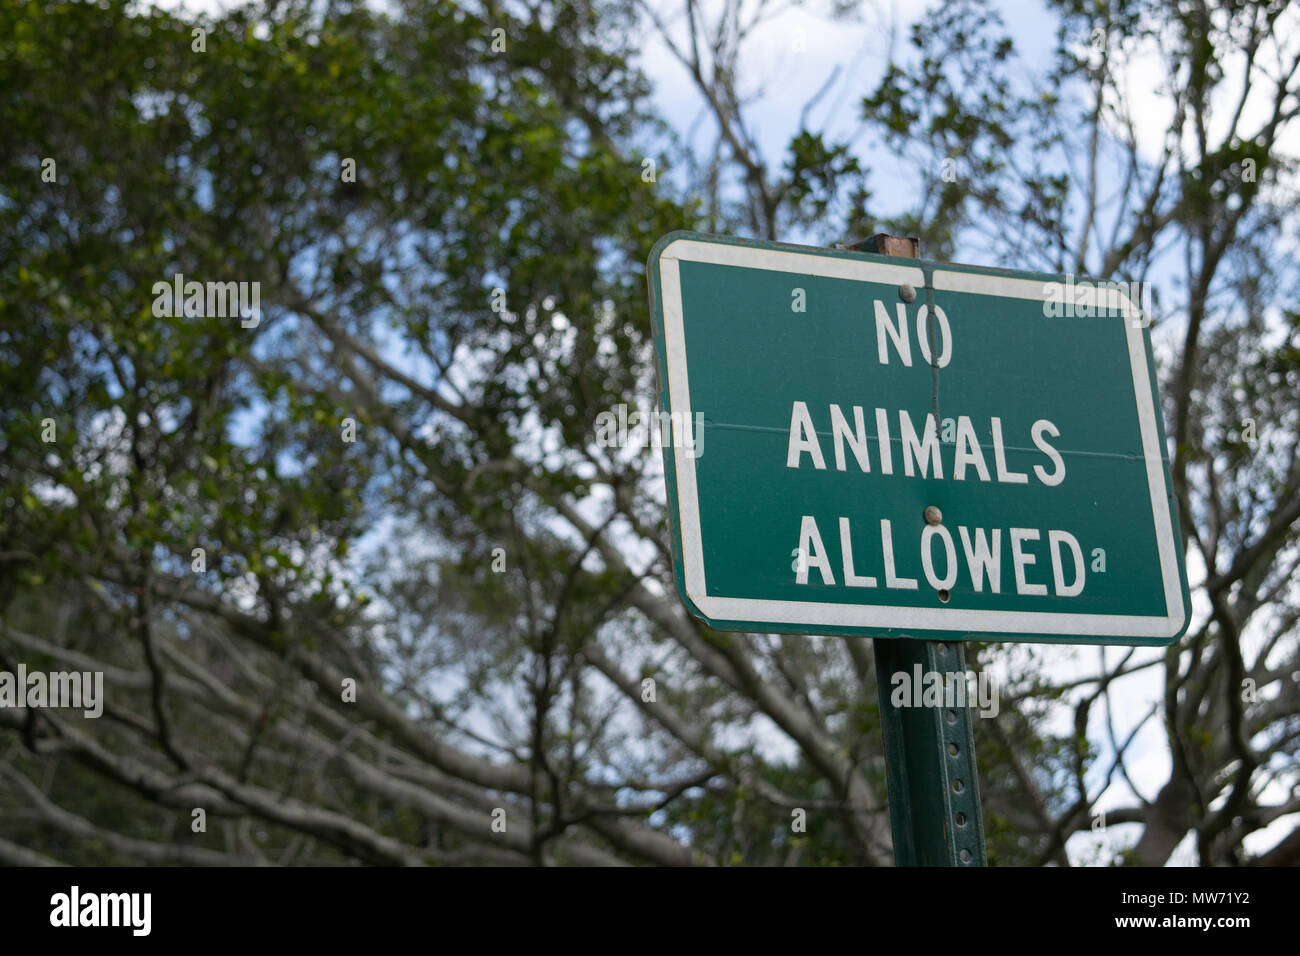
top-left (646, 231), bottom-right (1189, 646)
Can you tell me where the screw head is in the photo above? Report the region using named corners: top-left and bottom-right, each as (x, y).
top-left (924, 505), bottom-right (943, 525)
top-left (899, 283), bottom-right (917, 303)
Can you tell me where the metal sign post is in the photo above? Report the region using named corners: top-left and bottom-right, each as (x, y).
top-left (874, 637), bottom-right (986, 865)
top-left (845, 234), bottom-right (986, 866)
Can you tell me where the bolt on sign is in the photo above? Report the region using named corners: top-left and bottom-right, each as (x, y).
top-left (646, 231), bottom-right (1190, 646)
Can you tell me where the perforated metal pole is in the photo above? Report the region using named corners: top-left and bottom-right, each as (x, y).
top-left (837, 234), bottom-right (988, 867)
top-left (873, 638), bottom-right (987, 865)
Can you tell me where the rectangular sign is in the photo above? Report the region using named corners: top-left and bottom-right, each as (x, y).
top-left (646, 231), bottom-right (1189, 645)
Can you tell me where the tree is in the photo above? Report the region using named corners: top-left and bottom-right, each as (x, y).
top-left (1, 0), bottom-right (1296, 868)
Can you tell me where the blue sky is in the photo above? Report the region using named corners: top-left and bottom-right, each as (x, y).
top-left (637, 0), bottom-right (1063, 247)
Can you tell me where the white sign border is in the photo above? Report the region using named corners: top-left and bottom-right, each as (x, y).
top-left (657, 237), bottom-right (1187, 640)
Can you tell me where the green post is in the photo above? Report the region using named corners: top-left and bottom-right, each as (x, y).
top-left (872, 637), bottom-right (987, 865)
top-left (838, 234), bottom-right (988, 867)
